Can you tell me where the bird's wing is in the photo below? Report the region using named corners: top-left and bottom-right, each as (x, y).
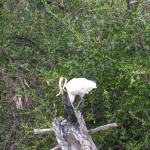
top-left (65, 78), bottom-right (96, 95)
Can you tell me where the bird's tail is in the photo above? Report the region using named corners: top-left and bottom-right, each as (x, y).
top-left (56, 77), bottom-right (67, 96)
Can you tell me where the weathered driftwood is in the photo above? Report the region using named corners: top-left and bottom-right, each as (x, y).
top-left (34, 89), bottom-right (117, 150)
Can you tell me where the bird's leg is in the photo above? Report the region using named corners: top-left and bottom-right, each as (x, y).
top-left (75, 100), bottom-right (81, 109)
top-left (75, 97), bottom-right (84, 110)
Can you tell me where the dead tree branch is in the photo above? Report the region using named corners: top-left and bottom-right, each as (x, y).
top-left (34, 123), bottom-right (117, 135)
top-left (34, 88), bottom-right (117, 149)
top-left (89, 123), bottom-right (117, 134)
top-left (34, 128), bottom-right (53, 134)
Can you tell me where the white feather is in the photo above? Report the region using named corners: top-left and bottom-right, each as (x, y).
top-left (64, 78), bottom-right (97, 104)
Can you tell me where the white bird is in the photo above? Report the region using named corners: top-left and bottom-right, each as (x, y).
top-left (56, 77), bottom-right (97, 108)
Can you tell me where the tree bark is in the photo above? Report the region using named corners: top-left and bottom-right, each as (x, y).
top-left (52, 114), bottom-right (97, 150)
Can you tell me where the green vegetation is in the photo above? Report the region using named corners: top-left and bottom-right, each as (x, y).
top-left (0, 0), bottom-right (150, 149)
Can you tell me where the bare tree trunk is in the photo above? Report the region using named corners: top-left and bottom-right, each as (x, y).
top-left (34, 89), bottom-right (117, 149)
top-left (51, 89), bottom-right (97, 150)
top-left (52, 113), bottom-right (97, 150)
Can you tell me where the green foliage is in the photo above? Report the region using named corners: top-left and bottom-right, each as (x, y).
top-left (0, 0), bottom-right (150, 149)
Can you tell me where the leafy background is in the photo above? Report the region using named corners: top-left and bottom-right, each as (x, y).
top-left (0, 0), bottom-right (150, 149)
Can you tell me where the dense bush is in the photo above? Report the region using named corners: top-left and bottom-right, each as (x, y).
top-left (0, 0), bottom-right (150, 149)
